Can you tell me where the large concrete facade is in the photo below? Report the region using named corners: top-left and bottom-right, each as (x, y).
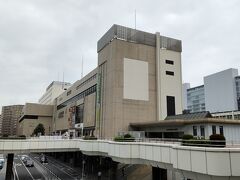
top-left (96, 25), bottom-right (183, 138)
top-left (46, 25), bottom-right (183, 138)
top-left (18, 103), bottom-right (53, 136)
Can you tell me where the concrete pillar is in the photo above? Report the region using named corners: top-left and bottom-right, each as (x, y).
top-left (152, 167), bottom-right (167, 180)
top-left (5, 154), bottom-right (14, 180)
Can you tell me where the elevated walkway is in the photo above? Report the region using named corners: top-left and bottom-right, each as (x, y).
top-left (1, 138), bottom-right (240, 179)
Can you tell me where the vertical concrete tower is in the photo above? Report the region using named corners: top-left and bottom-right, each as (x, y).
top-left (96, 25), bottom-right (183, 138)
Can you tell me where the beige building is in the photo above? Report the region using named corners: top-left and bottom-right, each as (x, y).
top-left (53, 25), bottom-right (183, 138)
top-left (0, 114), bottom-right (2, 135)
top-left (18, 103), bottom-right (53, 136)
top-left (54, 69), bottom-right (97, 136)
top-left (1, 105), bottom-right (23, 136)
top-left (96, 25), bottom-right (182, 138)
top-left (39, 81), bottom-right (71, 105)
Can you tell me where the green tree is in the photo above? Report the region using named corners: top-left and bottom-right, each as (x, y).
top-left (32, 123), bottom-right (45, 136)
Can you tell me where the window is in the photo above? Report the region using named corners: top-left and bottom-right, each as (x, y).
top-left (58, 111), bottom-right (64, 118)
top-left (166, 71), bottom-right (174, 76)
top-left (165, 60), bottom-right (174, 65)
top-left (166, 96), bottom-right (175, 116)
top-left (200, 126), bottom-right (205, 137)
top-left (219, 126), bottom-right (224, 135)
top-left (193, 126), bottom-right (197, 136)
top-left (67, 90), bottom-right (72, 96)
top-left (212, 125), bottom-right (216, 134)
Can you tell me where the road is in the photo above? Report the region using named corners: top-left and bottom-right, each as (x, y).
top-left (29, 154), bottom-right (81, 180)
top-left (14, 156), bottom-right (45, 180)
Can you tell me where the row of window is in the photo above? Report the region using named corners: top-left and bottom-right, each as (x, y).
top-left (57, 85), bottom-right (97, 110)
top-left (165, 59), bottom-right (174, 76)
top-left (76, 74), bottom-right (97, 90)
top-left (193, 125), bottom-right (224, 137)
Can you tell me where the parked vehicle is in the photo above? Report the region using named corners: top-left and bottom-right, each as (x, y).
top-left (0, 159), bottom-right (4, 169)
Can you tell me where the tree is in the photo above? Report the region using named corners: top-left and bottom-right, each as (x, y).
top-left (32, 123), bottom-right (45, 136)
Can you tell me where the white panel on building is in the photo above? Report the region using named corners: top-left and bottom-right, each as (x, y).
top-left (204, 68), bottom-right (238, 113)
top-left (123, 58), bottom-right (149, 101)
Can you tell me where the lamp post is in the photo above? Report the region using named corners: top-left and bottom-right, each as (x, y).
top-left (82, 159), bottom-right (85, 180)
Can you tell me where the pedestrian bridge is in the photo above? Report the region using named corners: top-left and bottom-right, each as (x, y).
top-left (1, 138), bottom-right (240, 179)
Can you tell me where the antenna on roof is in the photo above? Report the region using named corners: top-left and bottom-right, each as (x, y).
top-left (134, 9), bottom-right (137, 30)
top-left (62, 72), bottom-right (64, 89)
top-left (81, 56), bottom-right (84, 79)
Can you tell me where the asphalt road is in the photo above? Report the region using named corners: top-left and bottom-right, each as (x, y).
top-left (30, 154), bottom-right (80, 180)
top-left (14, 156), bottom-right (37, 180)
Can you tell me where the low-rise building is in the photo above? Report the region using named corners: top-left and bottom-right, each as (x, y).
top-left (130, 112), bottom-right (240, 142)
top-left (18, 103), bottom-right (53, 136)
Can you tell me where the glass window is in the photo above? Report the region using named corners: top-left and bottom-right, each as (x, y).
top-left (193, 126), bottom-right (197, 136)
top-left (212, 125), bottom-right (216, 135)
top-left (219, 126), bottom-right (224, 135)
top-left (166, 71), bottom-right (174, 76)
top-left (200, 126), bottom-right (205, 137)
top-left (165, 60), bottom-right (174, 65)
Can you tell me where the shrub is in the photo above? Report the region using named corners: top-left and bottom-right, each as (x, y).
top-left (182, 134), bottom-right (193, 140)
top-left (209, 134), bottom-right (226, 147)
top-left (114, 134), bottom-right (135, 142)
top-left (83, 136), bottom-right (97, 140)
top-left (2, 134), bottom-right (8, 138)
top-left (123, 133), bottom-right (132, 138)
top-left (209, 134), bottom-right (225, 140)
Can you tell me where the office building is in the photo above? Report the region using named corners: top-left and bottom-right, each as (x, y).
top-left (187, 85), bottom-right (205, 113)
top-left (182, 83), bottom-right (190, 110)
top-left (1, 105), bottom-right (23, 136)
top-left (39, 81), bottom-right (71, 105)
top-left (0, 114), bottom-right (2, 135)
top-left (184, 68), bottom-right (240, 113)
top-left (204, 68), bottom-right (238, 113)
top-left (53, 24), bottom-right (183, 138)
top-left (18, 103), bottom-right (53, 137)
top-left (235, 76), bottom-right (240, 110)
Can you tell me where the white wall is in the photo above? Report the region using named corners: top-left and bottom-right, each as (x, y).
top-left (123, 58), bottom-right (149, 101)
top-left (204, 68), bottom-right (238, 113)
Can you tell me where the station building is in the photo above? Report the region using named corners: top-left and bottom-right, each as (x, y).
top-left (52, 24), bottom-right (183, 138)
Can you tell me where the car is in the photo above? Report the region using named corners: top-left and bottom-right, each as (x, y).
top-left (21, 155), bottom-right (28, 163)
top-left (0, 160), bottom-right (4, 169)
top-left (23, 157), bottom-right (34, 167)
top-left (40, 154), bottom-right (48, 163)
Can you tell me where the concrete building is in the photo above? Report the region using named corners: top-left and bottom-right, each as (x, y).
top-left (53, 24), bottom-right (183, 138)
top-left (187, 85), bottom-right (205, 113)
top-left (54, 69), bottom-right (97, 137)
top-left (235, 76), bottom-right (240, 110)
top-left (39, 81), bottom-right (71, 105)
top-left (204, 68), bottom-right (238, 113)
top-left (130, 111), bottom-right (240, 142)
top-left (1, 105), bottom-right (23, 136)
top-left (0, 114), bottom-right (2, 135)
top-left (18, 103), bottom-right (53, 137)
top-left (184, 68), bottom-right (240, 113)
top-left (182, 83), bottom-right (190, 110)
top-left (212, 110), bottom-right (240, 120)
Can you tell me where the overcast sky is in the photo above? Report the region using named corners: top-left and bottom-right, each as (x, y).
top-left (0, 0), bottom-right (240, 112)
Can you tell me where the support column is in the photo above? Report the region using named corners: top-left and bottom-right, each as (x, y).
top-left (5, 154), bottom-right (14, 180)
top-left (152, 167), bottom-right (167, 180)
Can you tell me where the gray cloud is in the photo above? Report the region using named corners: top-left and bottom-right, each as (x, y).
top-left (1, 0), bottom-right (240, 111)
